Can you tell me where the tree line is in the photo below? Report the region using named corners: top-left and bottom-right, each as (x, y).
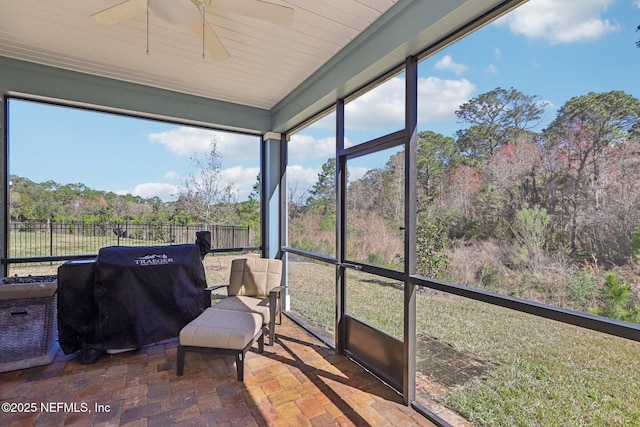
top-left (8, 140), bottom-right (261, 239)
top-left (418, 88), bottom-right (640, 265)
top-left (299, 87), bottom-right (640, 266)
top-left (290, 87), bottom-right (640, 321)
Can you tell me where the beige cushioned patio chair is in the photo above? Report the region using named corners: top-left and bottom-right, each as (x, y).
top-left (212, 257), bottom-right (283, 345)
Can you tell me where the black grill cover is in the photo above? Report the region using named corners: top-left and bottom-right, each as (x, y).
top-left (57, 259), bottom-right (99, 354)
top-left (93, 244), bottom-right (207, 350)
top-left (196, 230), bottom-right (211, 259)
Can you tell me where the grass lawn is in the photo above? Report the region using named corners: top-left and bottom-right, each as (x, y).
top-left (286, 259), bottom-right (640, 427)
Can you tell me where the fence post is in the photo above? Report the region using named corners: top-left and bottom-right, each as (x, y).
top-left (50, 220), bottom-right (53, 258)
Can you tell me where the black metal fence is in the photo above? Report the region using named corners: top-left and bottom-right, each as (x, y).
top-left (9, 221), bottom-right (251, 259)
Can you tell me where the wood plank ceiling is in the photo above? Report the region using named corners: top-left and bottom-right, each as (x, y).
top-left (0, 0), bottom-right (400, 110)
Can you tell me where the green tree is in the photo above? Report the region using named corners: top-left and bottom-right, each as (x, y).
top-left (9, 190), bottom-right (35, 221)
top-left (236, 174), bottom-right (261, 243)
top-left (416, 131), bottom-right (457, 198)
top-left (379, 152), bottom-right (404, 224)
top-left (455, 87), bottom-right (545, 160)
top-left (169, 209), bottom-right (192, 226)
top-left (9, 175), bottom-right (174, 226)
top-left (307, 157), bottom-right (336, 208)
top-left (249, 173), bottom-right (261, 203)
top-left (9, 176), bottom-right (34, 220)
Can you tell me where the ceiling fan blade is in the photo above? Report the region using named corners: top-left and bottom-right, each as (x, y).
top-left (91, 0), bottom-right (148, 25)
top-left (214, 0), bottom-right (294, 26)
top-left (192, 15), bottom-right (230, 61)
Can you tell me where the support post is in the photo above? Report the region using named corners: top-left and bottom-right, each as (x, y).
top-left (403, 56), bottom-right (418, 405)
top-left (336, 99), bottom-right (346, 354)
top-left (1, 97), bottom-right (8, 277)
top-left (262, 132), bottom-right (282, 259)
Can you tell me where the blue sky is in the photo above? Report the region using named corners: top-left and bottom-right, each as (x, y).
top-left (8, 0), bottom-right (640, 203)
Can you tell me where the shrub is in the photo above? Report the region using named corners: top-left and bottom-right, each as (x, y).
top-left (512, 204), bottom-right (550, 268)
top-left (631, 227), bottom-right (640, 260)
top-left (476, 262), bottom-right (503, 291)
top-left (417, 205), bottom-right (451, 279)
top-left (565, 268), bottom-right (600, 312)
top-left (592, 272), bottom-right (640, 324)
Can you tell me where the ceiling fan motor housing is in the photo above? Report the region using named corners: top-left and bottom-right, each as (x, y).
top-left (148, 0), bottom-right (201, 27)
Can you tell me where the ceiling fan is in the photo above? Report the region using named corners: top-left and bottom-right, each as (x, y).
top-left (91, 0), bottom-right (294, 60)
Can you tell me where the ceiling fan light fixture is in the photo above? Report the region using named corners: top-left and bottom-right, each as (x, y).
top-left (148, 0), bottom-right (201, 27)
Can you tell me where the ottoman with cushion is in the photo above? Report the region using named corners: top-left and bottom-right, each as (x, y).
top-left (177, 307), bottom-right (265, 381)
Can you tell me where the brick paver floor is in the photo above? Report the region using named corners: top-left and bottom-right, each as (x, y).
top-left (0, 316), bottom-right (438, 426)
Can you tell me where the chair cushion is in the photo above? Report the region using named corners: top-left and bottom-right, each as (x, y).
top-left (228, 258), bottom-right (282, 297)
top-left (214, 295), bottom-right (270, 324)
top-left (179, 308), bottom-right (262, 350)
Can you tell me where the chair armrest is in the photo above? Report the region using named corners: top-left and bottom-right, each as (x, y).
top-left (268, 286), bottom-right (284, 327)
top-left (202, 284), bottom-right (229, 308)
top-left (269, 286), bottom-right (284, 296)
top-left (205, 284), bottom-right (229, 292)
top-left (268, 286), bottom-right (284, 306)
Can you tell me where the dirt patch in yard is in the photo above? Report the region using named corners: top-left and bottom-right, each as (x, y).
top-left (416, 335), bottom-right (496, 398)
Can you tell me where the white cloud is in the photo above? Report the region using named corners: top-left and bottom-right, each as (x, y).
top-left (220, 166), bottom-right (260, 200)
top-left (286, 164), bottom-right (319, 199)
top-left (288, 134), bottom-right (336, 160)
top-left (418, 77), bottom-right (476, 122)
top-left (536, 99), bottom-right (558, 123)
top-left (149, 126), bottom-right (259, 160)
top-left (120, 182), bottom-right (180, 202)
top-left (484, 64), bottom-right (499, 74)
top-left (307, 75), bottom-right (474, 132)
top-left (344, 77), bottom-right (406, 130)
top-left (539, 99), bottom-right (556, 110)
top-left (145, 79), bottom-right (473, 201)
top-left (434, 55), bottom-right (468, 75)
top-left (347, 166), bottom-right (370, 183)
top-left (148, 127), bottom-right (213, 156)
top-left (635, 0), bottom-right (640, 8)
top-left (164, 170), bottom-right (181, 181)
top-left (497, 0), bottom-right (620, 44)
top-left (124, 166), bottom-right (259, 202)
top-left (308, 103), bottom-right (399, 143)
top-left (146, 128), bottom-right (260, 201)
top-left (216, 132), bottom-right (261, 161)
